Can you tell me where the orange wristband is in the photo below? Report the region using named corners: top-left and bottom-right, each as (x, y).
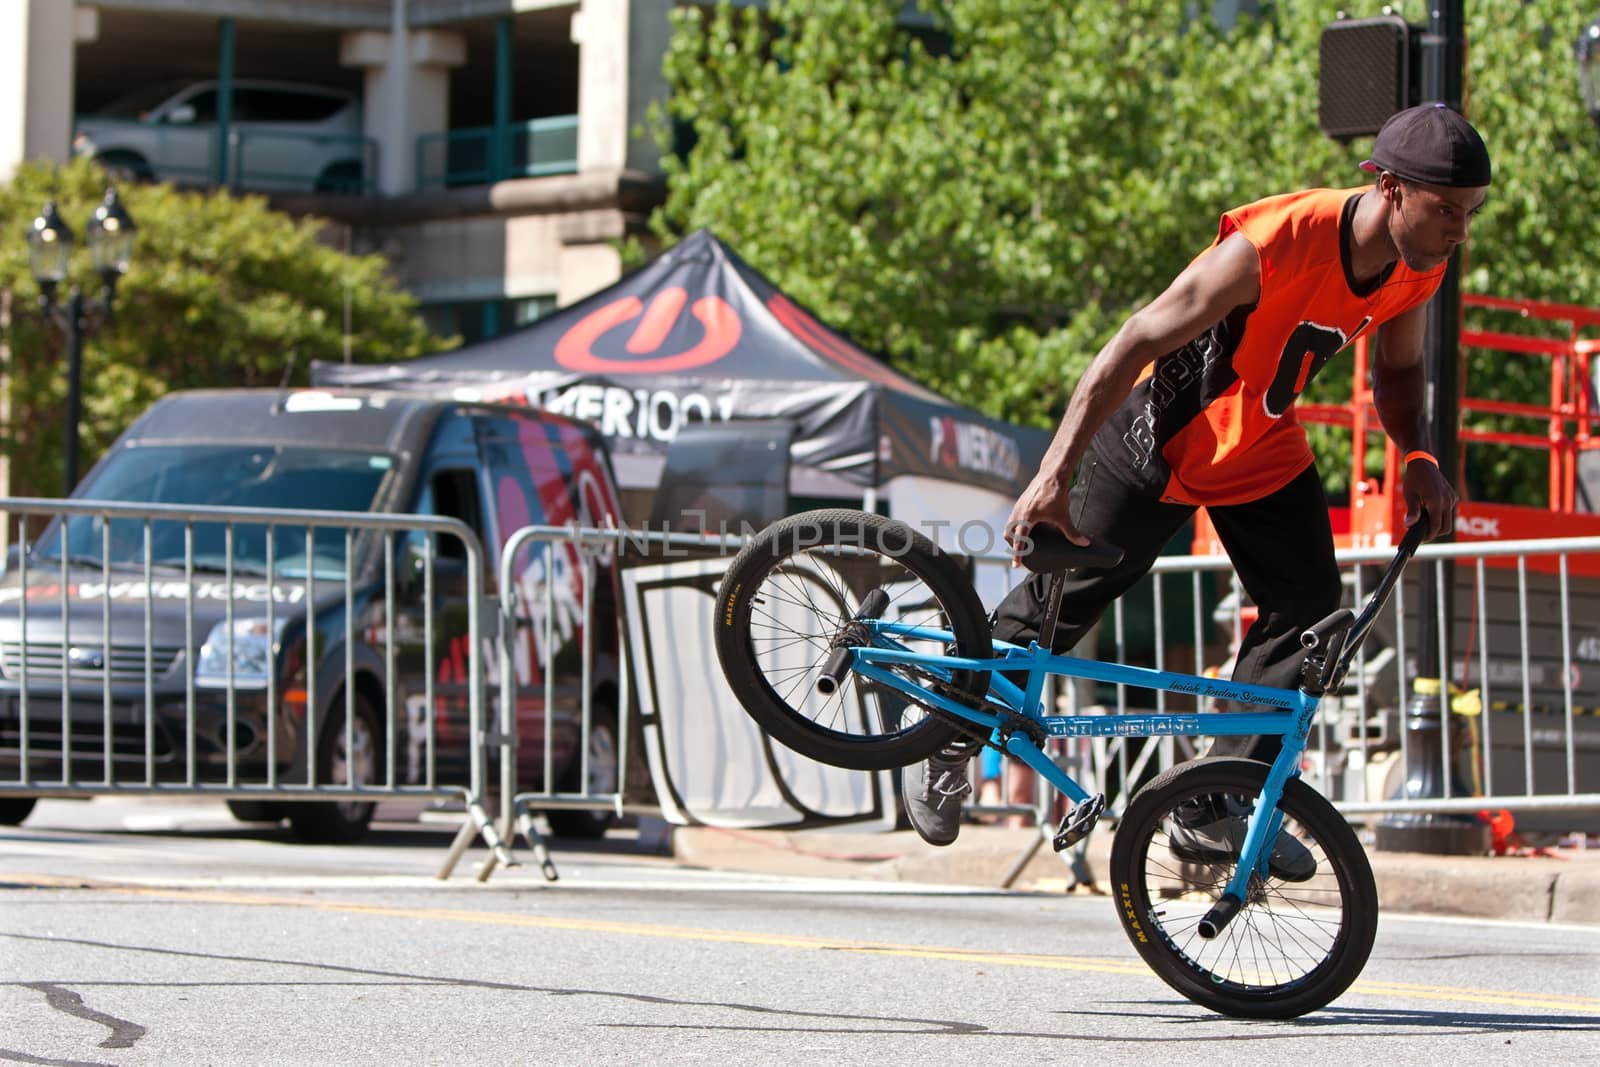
top-left (1404, 450), bottom-right (1439, 468)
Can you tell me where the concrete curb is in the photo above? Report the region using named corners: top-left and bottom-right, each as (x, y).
top-left (670, 824), bottom-right (1600, 924)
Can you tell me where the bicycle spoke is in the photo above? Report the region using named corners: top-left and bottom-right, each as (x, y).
top-left (721, 506), bottom-right (993, 894)
top-left (731, 525), bottom-right (967, 749)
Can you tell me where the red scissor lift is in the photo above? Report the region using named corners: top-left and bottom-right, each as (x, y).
top-left (1195, 295), bottom-right (1600, 836)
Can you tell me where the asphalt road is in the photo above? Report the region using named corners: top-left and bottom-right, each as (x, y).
top-left (2, 799), bottom-right (1598, 1066)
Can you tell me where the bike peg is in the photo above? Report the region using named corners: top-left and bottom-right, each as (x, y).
top-left (1198, 893), bottom-right (1243, 939)
top-left (815, 587), bottom-right (889, 696)
top-left (1299, 608), bottom-right (1355, 650)
top-left (1019, 526), bottom-right (1124, 575)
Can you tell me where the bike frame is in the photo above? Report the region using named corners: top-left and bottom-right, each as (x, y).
top-left (853, 638), bottom-right (1313, 903)
top-left (830, 515), bottom-right (1422, 923)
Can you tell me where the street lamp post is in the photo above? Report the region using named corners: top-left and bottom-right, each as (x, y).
top-left (26, 188), bottom-right (137, 495)
top-left (1369, 0), bottom-right (1488, 856)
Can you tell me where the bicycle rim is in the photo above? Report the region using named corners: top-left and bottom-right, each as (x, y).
top-left (1111, 758), bottom-right (1377, 1018)
top-left (716, 510), bottom-right (987, 771)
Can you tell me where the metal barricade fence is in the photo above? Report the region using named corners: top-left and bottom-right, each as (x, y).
top-left (35, 507), bottom-right (1571, 881)
top-left (970, 534), bottom-right (1600, 843)
top-left (482, 522), bottom-right (1600, 882)
top-left (475, 523), bottom-right (1202, 881)
top-left (1326, 534), bottom-right (1600, 831)
top-left (481, 522), bottom-right (1226, 880)
top-left (0, 497), bottom-right (514, 877)
top-left (481, 522), bottom-right (744, 882)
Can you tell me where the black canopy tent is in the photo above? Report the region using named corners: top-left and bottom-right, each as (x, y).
top-left (315, 231), bottom-right (1058, 831)
top-left (313, 229), bottom-right (1048, 525)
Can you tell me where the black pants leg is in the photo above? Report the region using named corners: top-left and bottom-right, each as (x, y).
top-left (990, 457), bottom-right (1195, 654)
top-left (1204, 463), bottom-right (1343, 762)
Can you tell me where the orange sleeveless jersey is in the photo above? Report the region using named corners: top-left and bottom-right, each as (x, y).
top-left (1092, 186), bottom-right (1444, 506)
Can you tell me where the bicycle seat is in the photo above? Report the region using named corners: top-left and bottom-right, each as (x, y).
top-left (1018, 525), bottom-right (1124, 574)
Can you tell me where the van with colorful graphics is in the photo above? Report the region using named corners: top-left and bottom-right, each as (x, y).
top-left (0, 389), bottom-right (624, 842)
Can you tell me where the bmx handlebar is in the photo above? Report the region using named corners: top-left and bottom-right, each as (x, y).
top-left (1321, 509), bottom-right (1431, 689)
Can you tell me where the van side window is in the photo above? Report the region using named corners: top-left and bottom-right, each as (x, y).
top-left (175, 89), bottom-right (217, 123)
top-left (237, 88), bottom-right (347, 123)
top-left (409, 469), bottom-right (484, 562)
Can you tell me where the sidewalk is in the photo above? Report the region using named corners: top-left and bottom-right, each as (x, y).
top-left (670, 822), bottom-right (1600, 925)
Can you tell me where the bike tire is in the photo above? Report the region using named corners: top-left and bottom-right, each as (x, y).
top-left (1108, 757), bottom-right (1378, 1019)
top-left (714, 509), bottom-right (989, 771)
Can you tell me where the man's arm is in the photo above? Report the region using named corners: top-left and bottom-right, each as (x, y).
top-left (1006, 233), bottom-right (1261, 558)
top-left (1370, 303), bottom-right (1458, 540)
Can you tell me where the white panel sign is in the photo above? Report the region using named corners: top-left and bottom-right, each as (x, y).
top-left (621, 556), bottom-right (894, 829)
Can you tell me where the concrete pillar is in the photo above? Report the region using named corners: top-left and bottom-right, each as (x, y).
top-left (571, 0), bottom-right (671, 175)
top-left (340, 23), bottom-right (465, 196)
top-left (0, 2), bottom-right (97, 182)
top-left (557, 243), bottom-right (623, 308)
top-left (625, 0), bottom-right (672, 175)
top-left (560, 0), bottom-right (671, 303)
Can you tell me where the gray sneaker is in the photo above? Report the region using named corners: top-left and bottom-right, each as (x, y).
top-left (1168, 796), bottom-right (1316, 882)
top-left (902, 742), bottom-right (978, 846)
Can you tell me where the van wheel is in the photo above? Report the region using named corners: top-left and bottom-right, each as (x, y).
top-left (546, 714), bottom-right (618, 839)
top-left (289, 693), bottom-right (382, 844)
top-left (314, 160), bottom-right (363, 194)
top-left (226, 800), bottom-right (286, 824)
top-left (96, 151), bottom-right (153, 183)
top-left (0, 797), bottom-right (37, 826)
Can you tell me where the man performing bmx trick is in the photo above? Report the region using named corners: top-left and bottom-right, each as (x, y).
top-left (904, 104), bottom-right (1492, 878)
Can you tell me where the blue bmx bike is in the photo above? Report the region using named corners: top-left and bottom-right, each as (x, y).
top-left (714, 509), bottom-right (1424, 1018)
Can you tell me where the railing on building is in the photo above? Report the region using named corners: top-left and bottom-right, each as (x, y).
top-left (414, 115), bottom-right (579, 189)
top-left (73, 117), bottom-right (378, 196)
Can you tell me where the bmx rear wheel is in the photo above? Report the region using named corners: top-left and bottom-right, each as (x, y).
top-left (714, 509), bottom-right (989, 771)
top-left (1108, 757), bottom-right (1378, 1018)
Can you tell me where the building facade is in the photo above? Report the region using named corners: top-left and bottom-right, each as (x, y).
top-left (4, 1), bottom-right (1269, 341)
top-left (2, 0), bottom-right (673, 341)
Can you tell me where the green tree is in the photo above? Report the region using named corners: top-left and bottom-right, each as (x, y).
top-left (0, 156), bottom-right (444, 497)
top-left (650, 0), bottom-right (1598, 506)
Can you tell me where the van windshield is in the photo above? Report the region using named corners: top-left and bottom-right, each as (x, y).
top-left (34, 445), bottom-right (396, 579)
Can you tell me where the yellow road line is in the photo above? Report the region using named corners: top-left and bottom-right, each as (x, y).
top-left (9, 875), bottom-right (1599, 1014)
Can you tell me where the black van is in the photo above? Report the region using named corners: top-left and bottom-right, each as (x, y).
top-left (0, 389), bottom-right (625, 842)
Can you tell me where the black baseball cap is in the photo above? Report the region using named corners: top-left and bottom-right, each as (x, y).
top-left (1359, 103), bottom-right (1492, 188)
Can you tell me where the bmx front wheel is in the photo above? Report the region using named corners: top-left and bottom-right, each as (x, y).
top-left (1108, 757), bottom-right (1378, 1019)
top-left (714, 509), bottom-right (989, 771)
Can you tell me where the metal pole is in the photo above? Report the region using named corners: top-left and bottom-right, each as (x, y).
top-left (1375, 0), bottom-right (1490, 855)
top-left (63, 289), bottom-right (84, 495)
top-left (0, 289), bottom-right (11, 551)
top-left (493, 14), bottom-right (513, 181)
top-left (215, 17), bottom-right (236, 187)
